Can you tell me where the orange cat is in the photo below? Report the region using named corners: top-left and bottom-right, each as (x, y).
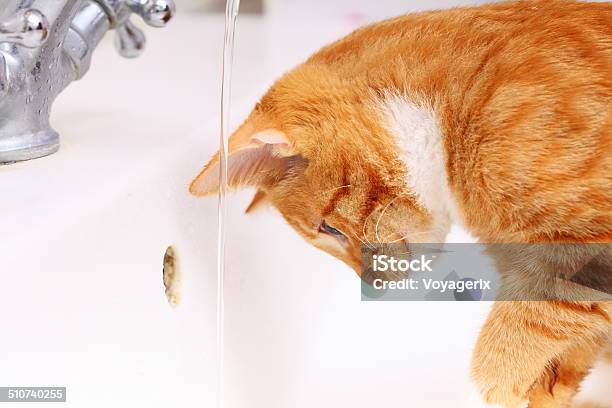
top-left (190, 1), bottom-right (611, 407)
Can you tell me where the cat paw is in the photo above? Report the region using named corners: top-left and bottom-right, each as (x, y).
top-left (471, 354), bottom-right (531, 408)
top-left (469, 377), bottom-right (528, 408)
top-left (477, 381), bottom-right (528, 408)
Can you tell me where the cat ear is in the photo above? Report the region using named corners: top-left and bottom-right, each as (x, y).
top-left (189, 128), bottom-right (292, 196)
top-left (245, 189), bottom-right (268, 214)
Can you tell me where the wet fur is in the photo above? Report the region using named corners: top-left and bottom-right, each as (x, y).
top-left (191, 1), bottom-right (611, 406)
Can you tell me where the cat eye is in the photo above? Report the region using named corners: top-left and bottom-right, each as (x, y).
top-left (319, 220), bottom-right (344, 237)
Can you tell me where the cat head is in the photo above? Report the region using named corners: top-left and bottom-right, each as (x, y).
top-left (190, 66), bottom-right (447, 280)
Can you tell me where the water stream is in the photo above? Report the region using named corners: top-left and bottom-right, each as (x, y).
top-left (217, 0), bottom-right (240, 407)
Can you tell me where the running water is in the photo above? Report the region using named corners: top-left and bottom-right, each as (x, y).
top-left (217, 1), bottom-right (240, 407)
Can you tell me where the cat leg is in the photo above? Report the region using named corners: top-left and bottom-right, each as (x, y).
top-left (471, 301), bottom-right (610, 408)
top-left (526, 332), bottom-right (609, 408)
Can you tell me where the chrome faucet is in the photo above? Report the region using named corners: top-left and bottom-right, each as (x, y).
top-left (0, 0), bottom-right (175, 163)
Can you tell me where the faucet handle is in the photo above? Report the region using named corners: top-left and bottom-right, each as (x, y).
top-left (0, 9), bottom-right (49, 48)
top-left (114, 19), bottom-right (146, 58)
top-left (126, 0), bottom-right (175, 28)
top-left (111, 0), bottom-right (175, 58)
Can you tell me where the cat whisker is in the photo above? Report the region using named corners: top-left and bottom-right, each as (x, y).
top-left (361, 210), bottom-right (376, 248)
top-left (346, 229), bottom-right (373, 250)
top-left (375, 196), bottom-right (400, 244)
top-left (383, 227), bottom-right (447, 244)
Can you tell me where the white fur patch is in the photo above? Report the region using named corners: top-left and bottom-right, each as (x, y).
top-left (377, 94), bottom-right (461, 227)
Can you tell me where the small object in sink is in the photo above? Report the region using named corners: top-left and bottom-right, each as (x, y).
top-left (162, 245), bottom-right (181, 308)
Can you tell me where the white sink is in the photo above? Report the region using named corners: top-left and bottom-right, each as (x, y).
top-left (0, 6), bottom-right (609, 408)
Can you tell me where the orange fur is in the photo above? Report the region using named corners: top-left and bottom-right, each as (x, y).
top-left (190, 1), bottom-right (611, 406)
